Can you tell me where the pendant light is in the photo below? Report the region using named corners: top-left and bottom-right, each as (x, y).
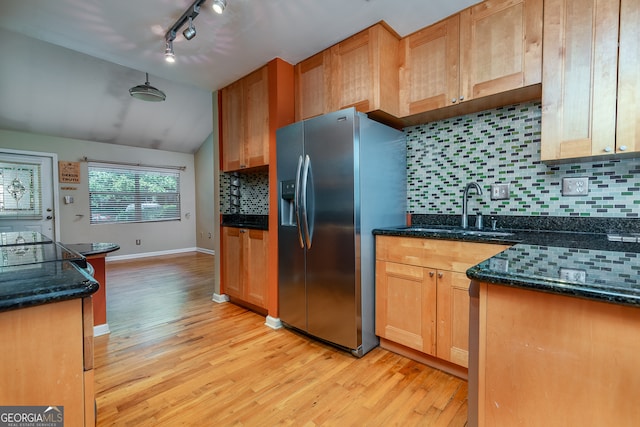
top-left (129, 73), bottom-right (166, 102)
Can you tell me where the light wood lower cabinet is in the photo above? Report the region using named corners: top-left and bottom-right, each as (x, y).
top-left (375, 236), bottom-right (509, 371)
top-left (477, 282), bottom-right (640, 426)
top-left (221, 227), bottom-right (269, 310)
top-left (0, 297), bottom-right (95, 426)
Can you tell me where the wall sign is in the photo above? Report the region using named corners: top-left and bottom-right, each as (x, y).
top-left (58, 161), bottom-right (80, 183)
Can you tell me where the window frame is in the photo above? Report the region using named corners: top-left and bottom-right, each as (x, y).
top-left (88, 162), bottom-right (182, 225)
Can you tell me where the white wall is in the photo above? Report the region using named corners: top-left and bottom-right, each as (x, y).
top-left (0, 129), bottom-right (197, 256)
top-left (195, 132), bottom-right (215, 252)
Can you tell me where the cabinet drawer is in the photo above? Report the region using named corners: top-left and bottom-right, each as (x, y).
top-left (376, 235), bottom-right (509, 271)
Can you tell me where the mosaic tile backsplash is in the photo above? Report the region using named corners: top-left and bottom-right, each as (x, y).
top-left (406, 101), bottom-right (640, 218)
top-left (220, 171), bottom-right (269, 215)
top-left (221, 101), bottom-right (639, 218)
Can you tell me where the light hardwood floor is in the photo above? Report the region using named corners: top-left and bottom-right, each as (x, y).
top-left (94, 252), bottom-right (468, 426)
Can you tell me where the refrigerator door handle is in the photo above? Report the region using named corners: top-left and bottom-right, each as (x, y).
top-left (300, 154), bottom-right (313, 249)
top-left (294, 155), bottom-right (305, 248)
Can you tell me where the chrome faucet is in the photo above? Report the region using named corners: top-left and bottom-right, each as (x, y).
top-left (461, 182), bottom-right (483, 229)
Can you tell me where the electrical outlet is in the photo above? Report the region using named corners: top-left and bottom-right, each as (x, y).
top-left (491, 183), bottom-right (510, 200)
top-left (559, 268), bottom-right (586, 283)
top-left (562, 177), bottom-right (589, 196)
top-left (135, 239), bottom-right (141, 245)
top-left (490, 258), bottom-right (509, 272)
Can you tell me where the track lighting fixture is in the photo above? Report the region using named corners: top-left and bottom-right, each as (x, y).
top-left (183, 17), bottom-right (196, 40)
top-left (129, 73), bottom-right (166, 102)
top-left (164, 0), bottom-right (228, 62)
top-left (212, 0), bottom-right (227, 14)
top-left (164, 38), bottom-right (175, 63)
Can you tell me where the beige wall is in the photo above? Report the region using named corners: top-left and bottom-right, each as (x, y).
top-left (194, 133), bottom-right (215, 252)
top-left (0, 128), bottom-right (197, 256)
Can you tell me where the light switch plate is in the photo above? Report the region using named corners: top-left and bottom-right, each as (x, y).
top-left (490, 183), bottom-right (510, 200)
top-left (562, 177), bottom-right (589, 196)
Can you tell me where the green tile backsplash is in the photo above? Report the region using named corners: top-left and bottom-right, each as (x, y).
top-left (406, 101), bottom-right (640, 218)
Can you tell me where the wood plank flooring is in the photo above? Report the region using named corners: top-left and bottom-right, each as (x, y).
top-left (94, 252), bottom-right (468, 426)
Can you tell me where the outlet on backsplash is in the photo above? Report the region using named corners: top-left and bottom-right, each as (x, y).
top-left (562, 177), bottom-right (589, 196)
top-left (490, 183), bottom-right (510, 200)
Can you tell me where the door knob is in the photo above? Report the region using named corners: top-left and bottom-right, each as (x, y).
top-left (46, 216), bottom-right (53, 220)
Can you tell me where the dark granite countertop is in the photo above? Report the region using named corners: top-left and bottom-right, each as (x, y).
top-left (373, 215), bottom-right (640, 308)
top-left (64, 242), bottom-right (120, 257)
top-left (221, 214), bottom-right (268, 230)
top-left (0, 234), bottom-right (99, 312)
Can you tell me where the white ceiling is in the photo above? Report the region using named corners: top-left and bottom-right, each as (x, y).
top-left (0, 0), bottom-right (479, 154)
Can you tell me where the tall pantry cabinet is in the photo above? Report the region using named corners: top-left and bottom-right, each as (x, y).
top-left (219, 58), bottom-right (294, 317)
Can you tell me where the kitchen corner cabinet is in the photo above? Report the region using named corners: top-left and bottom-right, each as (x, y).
top-left (541, 0), bottom-right (639, 161)
top-left (294, 22), bottom-right (400, 120)
top-left (375, 236), bottom-right (509, 369)
top-left (222, 227), bottom-right (269, 309)
top-left (399, 0), bottom-right (542, 117)
top-left (221, 65), bottom-right (269, 171)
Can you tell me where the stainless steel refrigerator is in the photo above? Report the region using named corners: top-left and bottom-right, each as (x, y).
top-left (277, 108), bottom-right (406, 357)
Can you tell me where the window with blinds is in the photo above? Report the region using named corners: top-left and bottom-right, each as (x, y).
top-left (88, 163), bottom-right (181, 224)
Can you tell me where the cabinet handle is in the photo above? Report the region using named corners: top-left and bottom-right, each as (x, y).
top-left (459, 96), bottom-right (464, 101)
top-left (604, 147), bottom-right (612, 153)
top-left (429, 271), bottom-right (435, 277)
top-left (240, 164), bottom-right (247, 169)
top-left (438, 273), bottom-right (443, 279)
top-left (240, 229), bottom-right (247, 233)
top-left (451, 98), bottom-right (457, 103)
top-left (619, 145), bottom-right (628, 152)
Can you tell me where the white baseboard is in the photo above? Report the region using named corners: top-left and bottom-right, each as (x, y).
top-left (94, 323), bottom-right (110, 336)
top-left (212, 293), bottom-right (229, 303)
top-left (265, 316), bottom-right (282, 329)
top-left (197, 247), bottom-right (215, 256)
top-left (106, 247), bottom-right (200, 262)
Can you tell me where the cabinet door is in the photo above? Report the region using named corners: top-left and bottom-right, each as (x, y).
top-left (330, 24), bottom-right (399, 115)
top-left (399, 15), bottom-right (460, 115)
top-left (221, 80), bottom-right (244, 171)
top-left (295, 50), bottom-right (332, 121)
top-left (616, 0), bottom-right (640, 155)
top-left (244, 229), bottom-right (268, 308)
top-left (541, 0), bottom-right (619, 160)
top-left (222, 227), bottom-right (243, 298)
top-left (460, 0), bottom-right (542, 101)
top-left (375, 260), bottom-right (437, 355)
top-left (436, 271), bottom-right (471, 367)
top-left (244, 66), bottom-right (270, 168)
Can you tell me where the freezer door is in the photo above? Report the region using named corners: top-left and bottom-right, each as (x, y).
top-left (303, 109), bottom-right (358, 350)
top-left (277, 122), bottom-right (307, 331)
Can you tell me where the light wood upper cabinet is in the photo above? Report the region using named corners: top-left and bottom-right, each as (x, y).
top-left (222, 227), bottom-right (269, 309)
top-left (399, 15), bottom-right (460, 116)
top-left (459, 0), bottom-right (542, 101)
top-left (616, 0), bottom-right (640, 155)
top-left (541, 0), bottom-right (639, 161)
top-left (399, 0), bottom-right (542, 117)
top-left (294, 50), bottom-right (332, 121)
top-left (295, 22), bottom-right (400, 120)
top-left (221, 66), bottom-right (269, 171)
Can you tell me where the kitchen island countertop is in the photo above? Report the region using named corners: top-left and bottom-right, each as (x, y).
top-left (0, 233), bottom-right (99, 312)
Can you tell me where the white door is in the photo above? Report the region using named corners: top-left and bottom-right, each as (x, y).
top-left (0, 150), bottom-right (58, 240)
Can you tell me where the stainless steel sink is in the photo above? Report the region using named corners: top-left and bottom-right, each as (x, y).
top-left (401, 227), bottom-right (513, 238)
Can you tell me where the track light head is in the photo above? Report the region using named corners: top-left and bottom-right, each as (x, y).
top-left (164, 39), bottom-right (175, 63)
top-left (212, 0), bottom-right (227, 14)
top-left (183, 17), bottom-right (196, 40)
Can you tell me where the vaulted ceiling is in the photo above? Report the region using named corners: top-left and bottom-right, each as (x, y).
top-left (0, 0), bottom-right (479, 153)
